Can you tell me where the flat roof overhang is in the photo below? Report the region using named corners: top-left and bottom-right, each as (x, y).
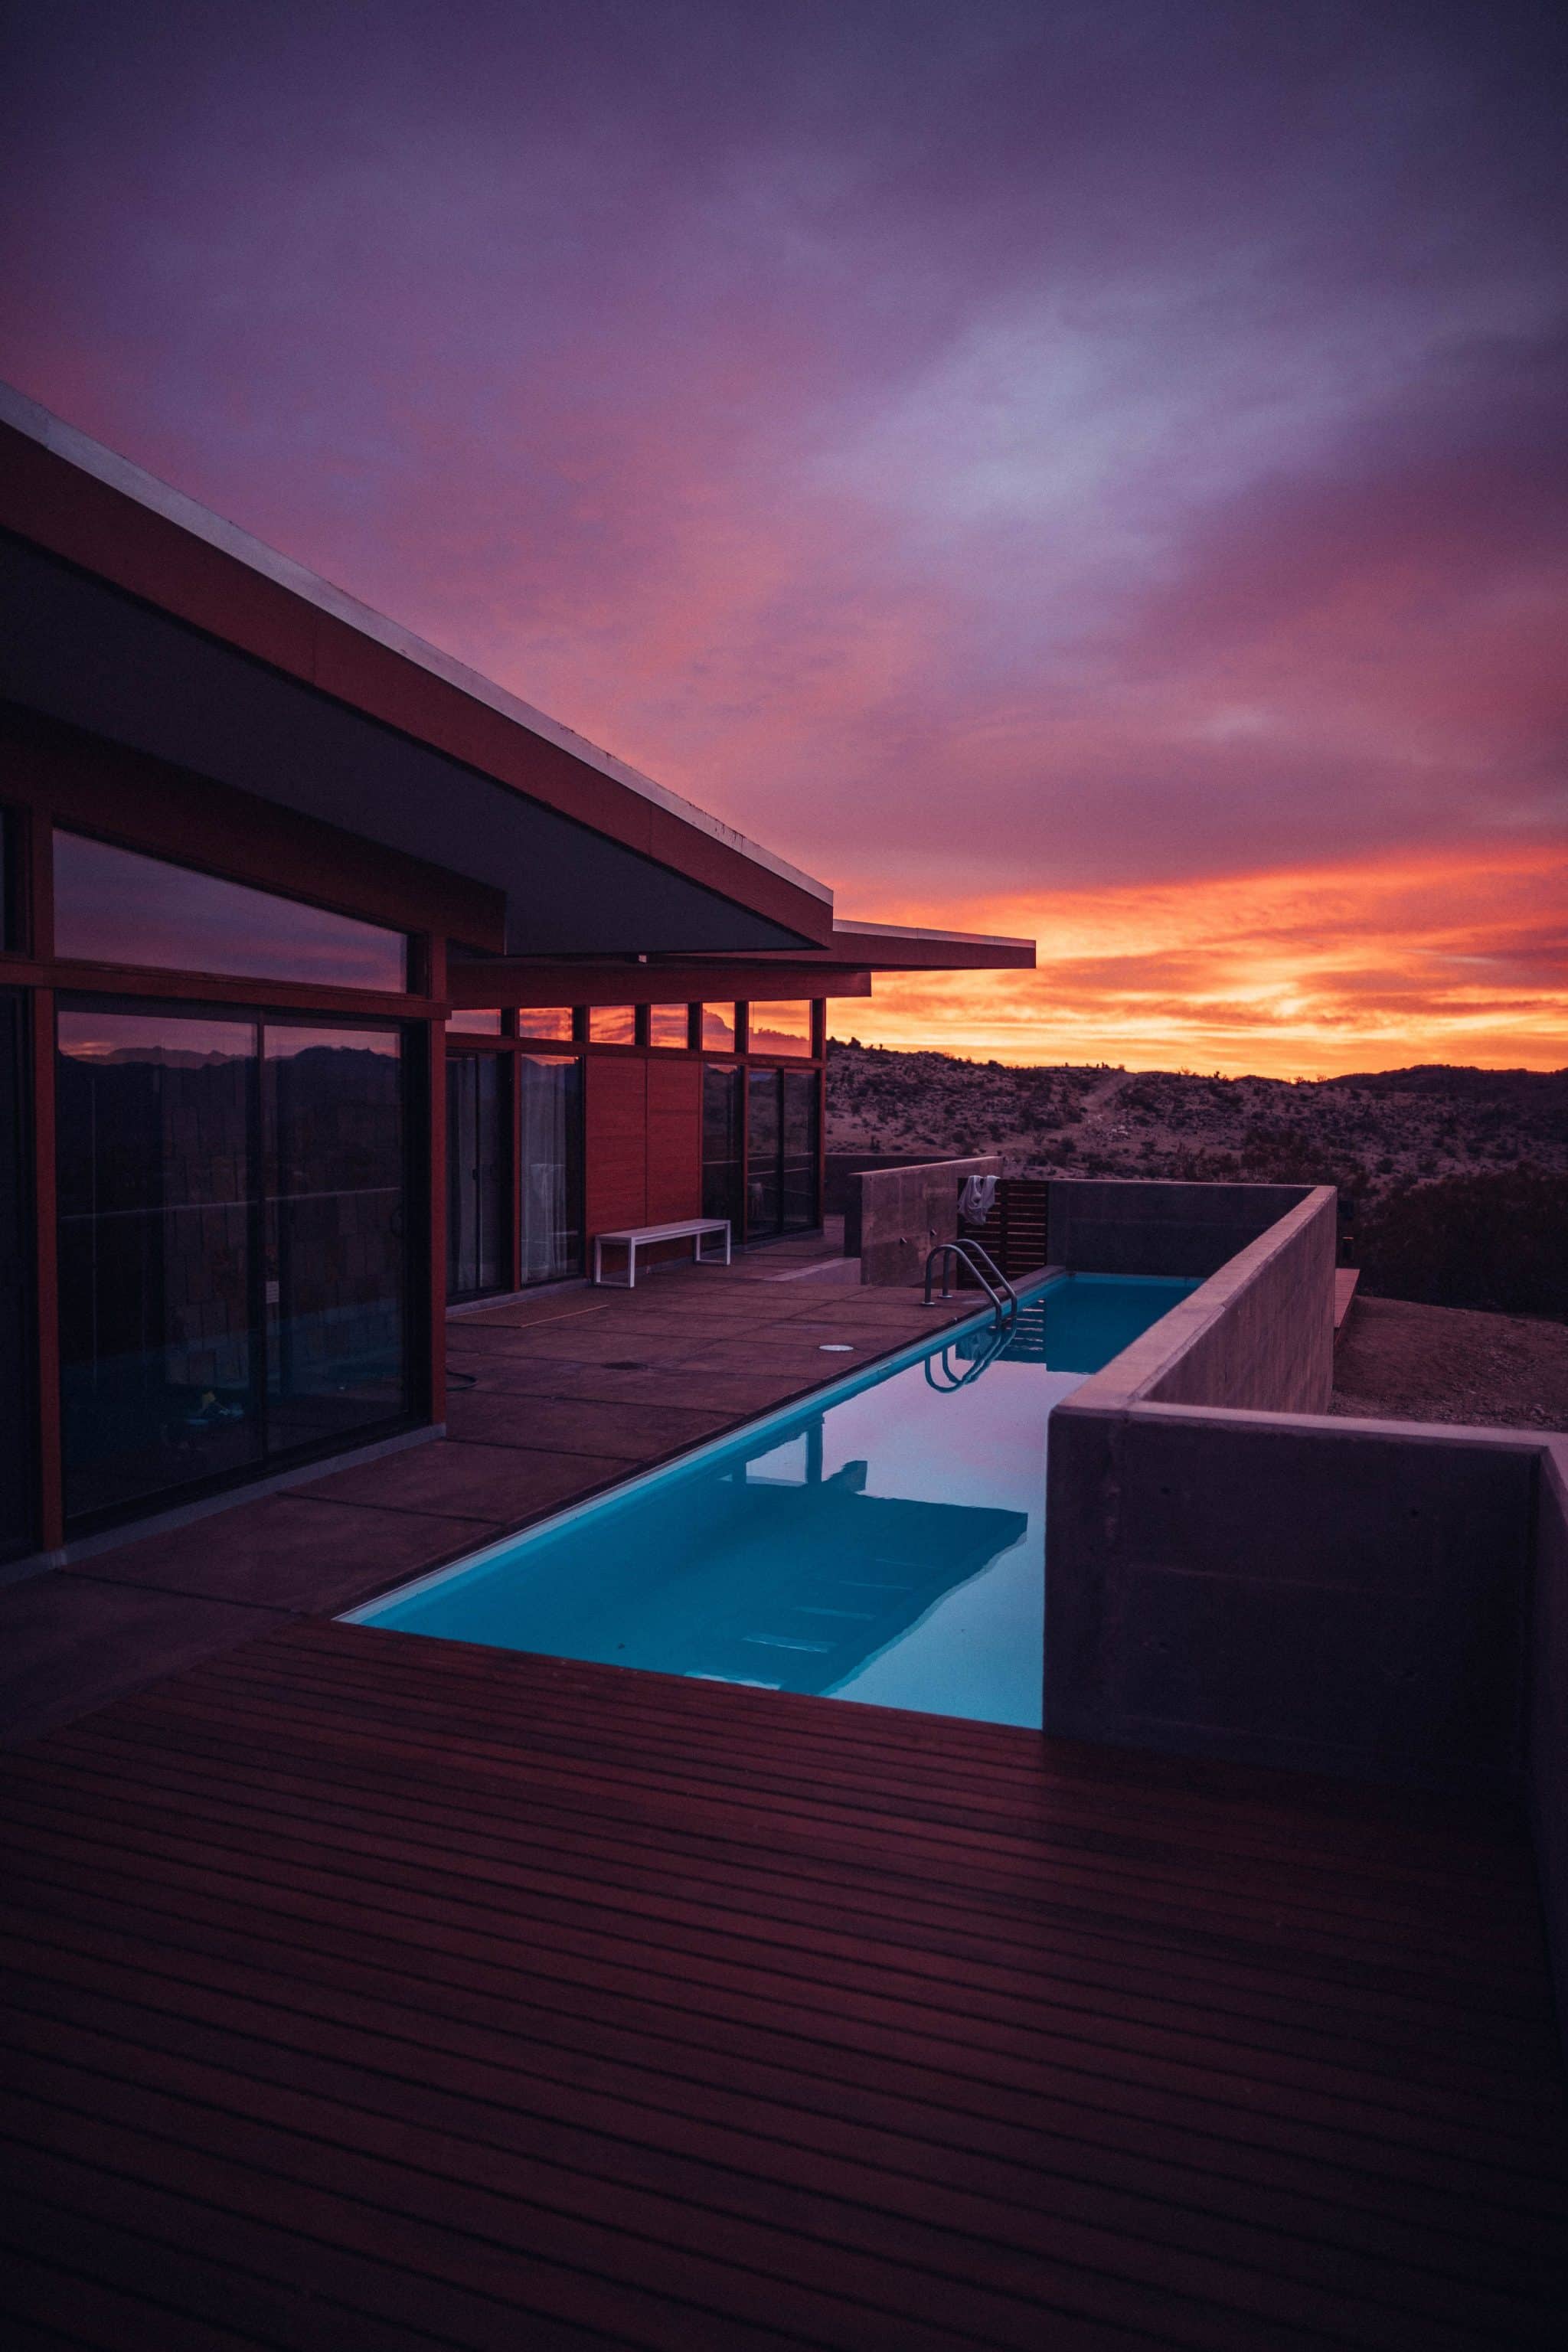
top-left (449, 959), bottom-right (874, 1007)
top-left (446, 923), bottom-right (1033, 1008)
top-left (0, 387), bottom-right (835, 957)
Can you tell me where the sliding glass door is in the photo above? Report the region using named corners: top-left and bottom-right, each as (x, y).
top-left (518, 1054), bottom-right (583, 1283)
top-left (264, 1027), bottom-right (408, 1454)
top-left (744, 1066), bottom-right (821, 1240)
top-left (781, 1069), bottom-right (819, 1231)
top-left (56, 1001), bottom-right (410, 1530)
top-left (703, 1062), bottom-right (743, 1229)
top-left (446, 1051), bottom-right (508, 1302)
top-left (0, 991), bottom-right (35, 1560)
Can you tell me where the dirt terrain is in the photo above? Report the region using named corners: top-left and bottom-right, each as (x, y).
top-left (1332, 1296), bottom-right (1568, 1432)
top-left (827, 1040), bottom-right (1568, 1197)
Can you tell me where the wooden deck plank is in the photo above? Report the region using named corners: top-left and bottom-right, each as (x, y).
top-left (18, 1730), bottom-right (1553, 2093)
top-left (3, 1947), bottom-right (1560, 2339)
top-left (0, 1997), bottom-right (1545, 2352)
top-left (2, 1793), bottom-right (1553, 2183)
top-left (5, 1736), bottom-right (1544, 2021)
top-left (11, 1869), bottom-right (1560, 2277)
top-left (2, 1622), bottom-right (1564, 2351)
top-left (0, 1764), bottom-right (1554, 2141)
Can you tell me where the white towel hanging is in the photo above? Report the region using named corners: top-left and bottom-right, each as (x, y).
top-left (959, 1174), bottom-right (998, 1223)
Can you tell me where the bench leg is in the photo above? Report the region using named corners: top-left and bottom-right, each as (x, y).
top-left (595, 1240), bottom-right (635, 1288)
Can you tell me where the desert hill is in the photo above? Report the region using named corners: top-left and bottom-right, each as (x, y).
top-left (826, 1042), bottom-right (1568, 1318)
top-left (827, 1042), bottom-right (1568, 1196)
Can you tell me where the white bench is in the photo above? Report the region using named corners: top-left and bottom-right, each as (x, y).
top-left (592, 1217), bottom-right (732, 1288)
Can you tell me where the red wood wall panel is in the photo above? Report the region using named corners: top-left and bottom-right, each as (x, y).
top-left (645, 1060), bottom-right (701, 1224)
top-left (583, 1058), bottom-right (647, 1237)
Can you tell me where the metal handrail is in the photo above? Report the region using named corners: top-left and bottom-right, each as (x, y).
top-left (924, 1317), bottom-right (1013, 1390)
top-left (922, 1238), bottom-right (1019, 1329)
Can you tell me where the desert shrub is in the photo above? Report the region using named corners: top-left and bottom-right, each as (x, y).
top-left (1356, 1169), bottom-right (1568, 1320)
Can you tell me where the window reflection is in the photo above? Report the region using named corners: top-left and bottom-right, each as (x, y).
top-left (516, 1007), bottom-right (576, 1042)
top-left (701, 1003), bottom-right (737, 1050)
top-left (586, 1005), bottom-right (636, 1044)
top-left (56, 1003), bottom-right (410, 1530)
top-left (263, 1027), bottom-right (407, 1453)
top-left (54, 831), bottom-right (409, 991)
top-left (748, 1001), bottom-right (813, 1056)
top-left (745, 1065), bottom-right (821, 1239)
top-left (57, 1009), bottom-right (263, 1523)
top-left (519, 1056), bottom-right (583, 1282)
top-left (0, 812), bottom-right (15, 951)
top-left (448, 1052), bottom-right (508, 1300)
top-left (702, 1063), bottom-right (743, 1228)
top-left (0, 990), bottom-right (30, 1557)
top-left (647, 1004), bottom-right (691, 1049)
top-left (448, 1008), bottom-right (502, 1035)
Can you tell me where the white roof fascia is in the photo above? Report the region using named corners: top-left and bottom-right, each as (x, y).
top-left (833, 918), bottom-right (1035, 949)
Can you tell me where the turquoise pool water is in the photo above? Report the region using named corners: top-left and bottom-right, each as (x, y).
top-left (351, 1273), bottom-right (1196, 1726)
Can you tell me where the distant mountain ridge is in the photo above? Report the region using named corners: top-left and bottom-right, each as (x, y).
top-left (826, 1042), bottom-right (1568, 1198)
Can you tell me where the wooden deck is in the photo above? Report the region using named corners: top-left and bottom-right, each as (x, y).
top-left (2, 1619), bottom-right (1564, 2350)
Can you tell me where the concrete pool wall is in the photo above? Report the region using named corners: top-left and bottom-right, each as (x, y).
top-left (1044, 1178), bottom-right (1543, 1791)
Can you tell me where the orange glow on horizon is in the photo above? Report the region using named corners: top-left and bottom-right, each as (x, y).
top-left (836, 844), bottom-right (1568, 1079)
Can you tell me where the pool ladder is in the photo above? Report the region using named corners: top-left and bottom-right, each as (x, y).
top-left (922, 1239), bottom-right (1019, 1331)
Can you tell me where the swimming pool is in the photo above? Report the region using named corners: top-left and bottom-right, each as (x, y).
top-left (350, 1272), bottom-right (1197, 1726)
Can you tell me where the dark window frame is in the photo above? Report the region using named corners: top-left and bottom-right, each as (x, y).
top-left (0, 986), bottom-right (37, 1559)
top-left (53, 988), bottom-right (426, 1537)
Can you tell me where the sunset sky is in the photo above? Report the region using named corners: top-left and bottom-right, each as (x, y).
top-left (3, 2), bottom-right (1564, 1076)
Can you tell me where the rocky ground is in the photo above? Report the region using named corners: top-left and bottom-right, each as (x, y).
top-left (1331, 1295), bottom-right (1568, 1432)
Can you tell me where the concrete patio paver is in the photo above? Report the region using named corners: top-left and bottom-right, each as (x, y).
top-left (301, 1437), bottom-right (643, 1528)
top-left (63, 1492), bottom-right (503, 1612)
top-left (0, 1578), bottom-right (282, 1748)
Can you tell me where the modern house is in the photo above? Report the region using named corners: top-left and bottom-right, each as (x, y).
top-left (2, 385), bottom-right (1563, 2347)
top-left (0, 382), bottom-right (1030, 1566)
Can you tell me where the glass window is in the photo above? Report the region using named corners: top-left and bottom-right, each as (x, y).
top-left (782, 1069), bottom-right (821, 1231)
top-left (57, 1008), bottom-right (263, 1524)
top-left (262, 1027), bottom-right (407, 1455)
top-left (0, 812), bottom-right (15, 950)
top-left (447, 1052), bottom-right (508, 1300)
top-left (702, 1063), bottom-right (743, 1228)
top-left (647, 1004), bottom-right (692, 1050)
top-left (0, 990), bottom-right (34, 1558)
top-left (586, 1005), bottom-right (636, 1044)
top-left (54, 831), bottom-right (409, 991)
top-left (747, 1001), bottom-right (813, 1057)
top-left (518, 1055), bottom-right (583, 1282)
top-left (701, 1003), bottom-right (737, 1050)
top-left (516, 1008), bottom-right (575, 1042)
top-left (56, 1003), bottom-right (411, 1531)
top-left (746, 1067), bottom-right (781, 1235)
top-left (448, 1008), bottom-right (502, 1035)
top-left (741, 1065), bottom-right (822, 1240)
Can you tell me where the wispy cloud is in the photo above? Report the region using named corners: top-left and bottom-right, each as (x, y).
top-left (2, 3), bottom-right (1564, 1072)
